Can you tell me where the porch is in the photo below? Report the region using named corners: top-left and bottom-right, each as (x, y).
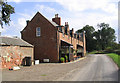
top-left (59, 40), bottom-right (74, 62)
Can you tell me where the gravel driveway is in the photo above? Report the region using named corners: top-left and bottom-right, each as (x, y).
top-left (2, 54), bottom-right (119, 81)
top-left (2, 56), bottom-right (88, 81)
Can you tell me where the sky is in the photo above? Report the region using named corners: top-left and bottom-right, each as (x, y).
top-left (0, 0), bottom-right (119, 42)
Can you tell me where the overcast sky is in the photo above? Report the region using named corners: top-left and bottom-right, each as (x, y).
top-left (0, 0), bottom-right (119, 42)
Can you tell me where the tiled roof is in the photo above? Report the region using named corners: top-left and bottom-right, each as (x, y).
top-left (48, 20), bottom-right (59, 27)
top-left (0, 36), bottom-right (33, 47)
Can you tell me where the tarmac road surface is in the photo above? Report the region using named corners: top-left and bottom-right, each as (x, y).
top-left (57, 54), bottom-right (119, 81)
top-left (2, 54), bottom-right (119, 81)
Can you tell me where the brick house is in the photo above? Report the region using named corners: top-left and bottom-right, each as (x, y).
top-left (0, 36), bottom-right (34, 68)
top-left (21, 12), bottom-right (86, 63)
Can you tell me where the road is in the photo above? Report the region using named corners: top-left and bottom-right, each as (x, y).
top-left (57, 54), bottom-right (119, 81)
top-left (2, 54), bottom-right (119, 81)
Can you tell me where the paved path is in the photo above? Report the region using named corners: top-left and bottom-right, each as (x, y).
top-left (2, 54), bottom-right (119, 81)
top-left (57, 54), bottom-right (119, 81)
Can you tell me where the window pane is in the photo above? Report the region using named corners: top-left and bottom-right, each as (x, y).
top-left (37, 27), bottom-right (40, 31)
top-left (36, 27), bottom-right (41, 36)
top-left (37, 32), bottom-right (40, 36)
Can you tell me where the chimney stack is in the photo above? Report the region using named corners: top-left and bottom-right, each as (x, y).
top-left (65, 22), bottom-right (68, 26)
top-left (55, 14), bottom-right (58, 18)
top-left (72, 28), bottom-right (74, 32)
top-left (72, 28), bottom-right (74, 37)
top-left (52, 14), bottom-right (61, 26)
top-left (26, 20), bottom-right (29, 25)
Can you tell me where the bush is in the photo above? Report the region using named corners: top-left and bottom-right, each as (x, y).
top-left (105, 47), bottom-right (114, 53)
top-left (65, 55), bottom-right (68, 60)
top-left (105, 47), bottom-right (113, 51)
top-left (89, 50), bottom-right (105, 54)
top-left (89, 51), bottom-right (97, 54)
top-left (60, 57), bottom-right (65, 62)
top-left (115, 50), bottom-right (120, 55)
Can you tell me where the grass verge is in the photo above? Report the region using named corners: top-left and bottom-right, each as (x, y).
top-left (107, 53), bottom-right (120, 68)
top-left (89, 51), bottom-right (105, 54)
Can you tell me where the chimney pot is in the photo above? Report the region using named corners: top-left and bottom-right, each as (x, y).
top-left (72, 28), bottom-right (74, 31)
top-left (55, 14), bottom-right (58, 18)
top-left (65, 22), bottom-right (68, 26)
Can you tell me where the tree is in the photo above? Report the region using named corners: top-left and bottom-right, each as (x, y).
top-left (76, 23), bottom-right (116, 52)
top-left (94, 23), bottom-right (116, 50)
top-left (0, 0), bottom-right (15, 28)
top-left (111, 42), bottom-right (120, 50)
top-left (76, 25), bottom-right (96, 52)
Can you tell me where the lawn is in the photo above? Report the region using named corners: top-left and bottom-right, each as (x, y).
top-left (107, 53), bottom-right (120, 68)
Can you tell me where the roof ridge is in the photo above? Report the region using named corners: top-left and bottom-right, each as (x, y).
top-left (0, 36), bottom-right (33, 47)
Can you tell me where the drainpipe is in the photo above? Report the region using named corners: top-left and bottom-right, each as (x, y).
top-left (58, 31), bottom-right (61, 63)
top-left (83, 31), bottom-right (86, 56)
top-left (69, 46), bottom-right (70, 62)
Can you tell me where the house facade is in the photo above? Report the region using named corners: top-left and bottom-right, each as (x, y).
top-left (21, 12), bottom-right (86, 63)
top-left (0, 36), bottom-right (34, 68)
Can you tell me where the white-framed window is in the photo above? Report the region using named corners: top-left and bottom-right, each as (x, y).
top-left (36, 27), bottom-right (41, 37)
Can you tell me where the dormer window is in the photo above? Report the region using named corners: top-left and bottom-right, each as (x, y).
top-left (36, 27), bottom-right (41, 37)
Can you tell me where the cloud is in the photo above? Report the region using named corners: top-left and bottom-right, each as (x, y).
top-left (1, 4), bottom-right (57, 37)
top-left (54, 0), bottom-right (118, 31)
top-left (7, 0), bottom-right (57, 2)
top-left (2, 1), bottom-right (118, 42)
top-left (16, 13), bottom-right (35, 30)
top-left (55, 0), bottom-right (118, 14)
top-left (1, 21), bottom-right (20, 36)
top-left (16, 5), bottom-right (55, 30)
top-left (8, 0), bottom-right (22, 3)
top-left (0, 27), bottom-right (6, 33)
top-left (35, 4), bottom-right (56, 13)
top-left (18, 18), bottom-right (26, 29)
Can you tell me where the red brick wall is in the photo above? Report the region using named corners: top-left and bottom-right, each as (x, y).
top-left (52, 17), bottom-right (61, 26)
top-left (83, 32), bottom-right (86, 55)
top-left (52, 14), bottom-right (61, 26)
top-left (21, 12), bottom-right (86, 63)
top-left (21, 12), bottom-right (59, 63)
top-left (0, 46), bottom-right (33, 69)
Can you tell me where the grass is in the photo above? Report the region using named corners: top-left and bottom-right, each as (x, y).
top-left (107, 53), bottom-right (120, 68)
top-left (89, 50), bottom-right (105, 54)
top-left (41, 74), bottom-right (47, 76)
top-left (89, 51), bottom-right (97, 54)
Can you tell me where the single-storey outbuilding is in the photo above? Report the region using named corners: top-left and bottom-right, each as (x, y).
top-left (0, 36), bottom-right (34, 69)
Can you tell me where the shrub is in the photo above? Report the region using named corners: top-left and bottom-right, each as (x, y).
top-left (89, 50), bottom-right (105, 54)
top-left (73, 49), bottom-right (76, 55)
top-left (105, 47), bottom-right (114, 53)
top-left (89, 51), bottom-right (98, 54)
top-left (115, 50), bottom-right (120, 55)
top-left (60, 57), bottom-right (65, 62)
top-left (65, 55), bottom-right (68, 60)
